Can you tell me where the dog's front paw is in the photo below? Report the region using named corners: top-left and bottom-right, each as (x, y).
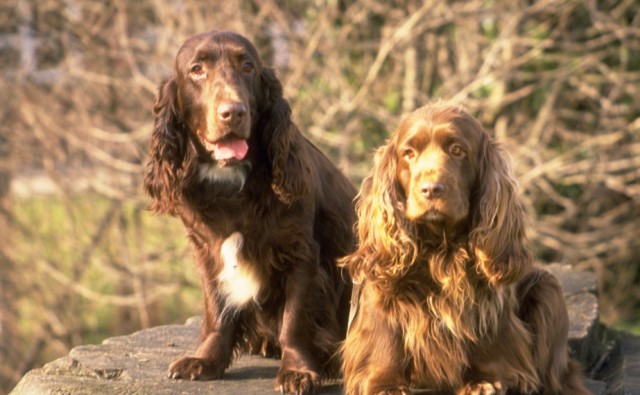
top-left (457, 381), bottom-right (505, 395)
top-left (168, 356), bottom-right (224, 381)
top-left (363, 375), bottom-right (412, 395)
top-left (372, 387), bottom-right (412, 395)
top-left (274, 369), bottom-right (320, 394)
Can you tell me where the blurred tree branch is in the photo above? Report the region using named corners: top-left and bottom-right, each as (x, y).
top-left (1, 0), bottom-right (639, 390)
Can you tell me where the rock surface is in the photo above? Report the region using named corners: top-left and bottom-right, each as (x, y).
top-left (11, 316), bottom-right (335, 395)
top-left (9, 265), bottom-right (636, 394)
top-left (602, 335), bottom-right (640, 395)
top-left (544, 263), bottom-right (602, 368)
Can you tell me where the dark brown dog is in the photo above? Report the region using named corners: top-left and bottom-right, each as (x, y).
top-left (144, 31), bottom-right (356, 394)
top-left (341, 103), bottom-right (590, 395)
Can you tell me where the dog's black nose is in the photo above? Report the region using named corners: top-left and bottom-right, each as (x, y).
top-left (217, 102), bottom-right (247, 124)
top-left (419, 181), bottom-right (445, 198)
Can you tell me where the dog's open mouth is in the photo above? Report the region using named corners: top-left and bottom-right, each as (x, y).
top-left (204, 137), bottom-right (249, 163)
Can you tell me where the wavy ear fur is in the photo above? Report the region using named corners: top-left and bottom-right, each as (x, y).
top-left (469, 133), bottom-right (532, 286)
top-left (342, 137), bottom-right (418, 286)
top-left (143, 78), bottom-right (187, 215)
top-left (259, 68), bottom-right (310, 205)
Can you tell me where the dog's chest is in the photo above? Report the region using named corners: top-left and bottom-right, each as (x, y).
top-left (217, 232), bottom-right (262, 307)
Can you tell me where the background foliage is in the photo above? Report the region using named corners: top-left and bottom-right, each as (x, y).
top-left (1, 0), bottom-right (638, 392)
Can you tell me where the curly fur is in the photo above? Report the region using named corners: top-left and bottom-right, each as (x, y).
top-left (144, 31), bottom-right (356, 394)
top-left (341, 102), bottom-right (589, 395)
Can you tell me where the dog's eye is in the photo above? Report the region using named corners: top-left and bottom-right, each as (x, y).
top-left (241, 61), bottom-right (255, 74)
top-left (402, 148), bottom-right (416, 161)
top-left (190, 64), bottom-right (204, 75)
top-left (450, 144), bottom-right (465, 158)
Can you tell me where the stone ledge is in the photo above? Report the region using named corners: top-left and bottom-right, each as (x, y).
top-left (601, 335), bottom-right (640, 395)
top-left (543, 263), bottom-right (602, 368)
top-left (11, 316), bottom-right (342, 395)
top-left (10, 265), bottom-right (634, 394)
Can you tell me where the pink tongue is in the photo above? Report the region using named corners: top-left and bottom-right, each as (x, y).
top-left (211, 139), bottom-right (249, 161)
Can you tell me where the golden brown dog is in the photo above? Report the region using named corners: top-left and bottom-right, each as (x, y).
top-left (341, 102), bottom-right (590, 395)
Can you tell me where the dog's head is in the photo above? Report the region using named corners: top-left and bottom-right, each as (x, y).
top-left (173, 31), bottom-right (262, 167)
top-left (144, 31), bottom-right (312, 211)
top-left (346, 103), bottom-right (531, 285)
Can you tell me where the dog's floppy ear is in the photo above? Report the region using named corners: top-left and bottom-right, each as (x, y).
top-left (469, 129), bottom-right (532, 286)
top-left (143, 77), bottom-right (187, 214)
top-left (340, 133), bottom-right (418, 286)
top-left (259, 67), bottom-right (310, 205)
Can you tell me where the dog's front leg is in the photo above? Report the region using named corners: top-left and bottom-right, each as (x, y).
top-left (342, 283), bottom-right (412, 395)
top-left (274, 246), bottom-right (323, 394)
top-left (169, 250), bottom-right (239, 380)
top-left (168, 316), bottom-right (238, 380)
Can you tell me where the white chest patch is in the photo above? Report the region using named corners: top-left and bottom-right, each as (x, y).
top-left (199, 163), bottom-right (248, 190)
top-left (218, 232), bottom-right (261, 308)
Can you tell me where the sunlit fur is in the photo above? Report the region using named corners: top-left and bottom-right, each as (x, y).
top-left (341, 102), bottom-right (589, 395)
